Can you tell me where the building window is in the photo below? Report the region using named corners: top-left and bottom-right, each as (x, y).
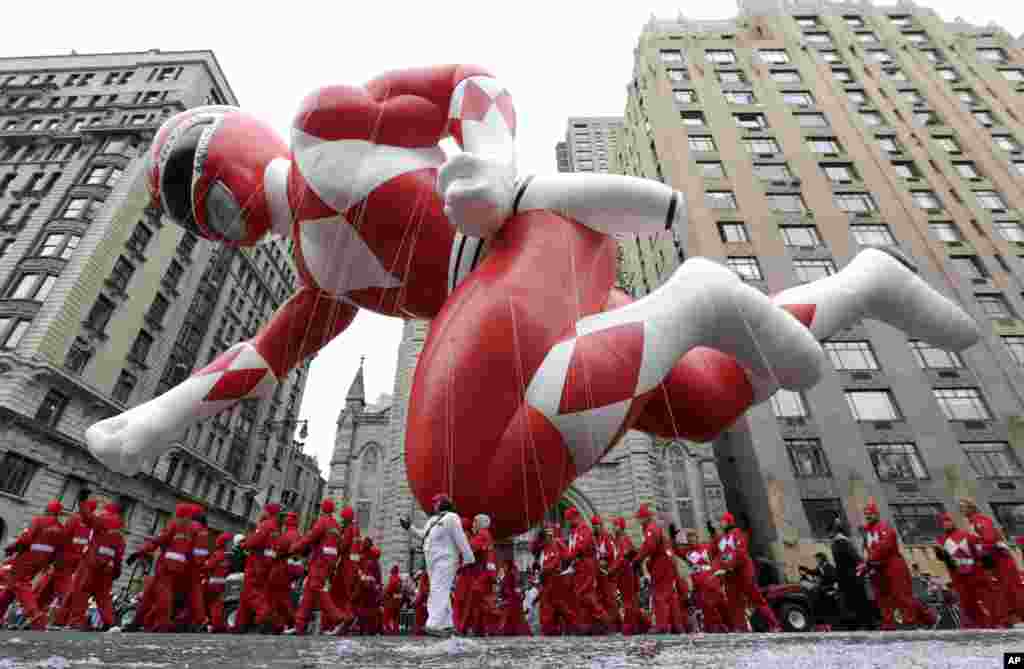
top-left (975, 190), bottom-right (1008, 211)
top-left (891, 504), bottom-right (944, 545)
top-left (706, 50), bottom-right (736, 65)
top-left (767, 193), bottom-right (806, 213)
top-left (973, 111), bottom-right (996, 127)
top-left (699, 162), bottom-right (726, 178)
top-left (780, 225), bottom-right (821, 247)
top-left (877, 136), bottom-right (901, 154)
top-left (892, 162), bottom-right (922, 180)
top-left (909, 340), bottom-right (964, 369)
top-left (964, 442), bottom-right (1022, 479)
top-left (771, 389), bottom-right (808, 418)
top-left (847, 90), bottom-right (868, 106)
top-left (0, 452), bottom-right (39, 497)
top-left (977, 293), bottom-right (1015, 319)
top-left (914, 111), bottom-right (940, 126)
top-left (933, 387), bottom-right (991, 421)
top-left (759, 49), bottom-right (790, 64)
top-left (821, 51), bottom-right (843, 64)
top-left (786, 439), bottom-right (831, 479)
top-left (163, 260), bottom-right (185, 291)
top-left (108, 257), bottom-right (135, 293)
top-left (674, 89), bottom-right (697, 104)
top-left (146, 293), bottom-right (170, 326)
top-left (772, 70), bottom-right (803, 84)
top-left (783, 92), bottom-right (814, 107)
top-left (845, 390), bottom-right (900, 421)
top-left (744, 138), bottom-right (780, 154)
top-left (936, 68), bottom-right (959, 82)
top-left (992, 504), bottom-right (1024, 539)
top-left (724, 91), bottom-right (757, 105)
top-left (355, 446), bottom-right (381, 531)
top-left (994, 135), bottom-right (1021, 152)
top-left (996, 222), bottom-right (1024, 243)
top-left (129, 330), bottom-right (155, 364)
top-left (84, 295), bottom-right (116, 333)
top-left (35, 389), bottom-right (69, 427)
top-left (856, 32), bottom-right (878, 43)
top-left (824, 341), bottom-right (880, 370)
top-left (796, 16), bottom-right (819, 28)
top-left (65, 337), bottom-right (92, 373)
top-left (850, 224), bottom-right (896, 247)
top-left (797, 113), bottom-right (830, 128)
top-left (681, 112), bottom-right (706, 127)
top-left (705, 191), bottom-right (738, 210)
top-left (668, 447), bottom-right (695, 528)
top-left (833, 69), bottom-right (854, 83)
top-left (718, 222), bottom-right (748, 243)
top-left (868, 443), bottom-right (928, 481)
top-left (726, 256), bottom-right (762, 281)
top-left (885, 69), bottom-right (908, 82)
top-left (126, 223), bottom-right (153, 255)
top-left (688, 136), bottom-right (717, 152)
top-left (890, 15), bottom-right (911, 27)
top-left (867, 50), bottom-right (892, 63)
top-left (64, 198), bottom-right (94, 220)
top-left (0, 317), bottom-right (29, 350)
top-left (859, 111), bottom-right (884, 127)
top-left (793, 259), bottom-right (837, 282)
top-left (666, 69), bottom-right (689, 83)
top-left (804, 33), bottom-right (832, 46)
top-left (951, 162), bottom-right (980, 180)
top-left (718, 71), bottom-right (746, 85)
top-left (1000, 69), bottom-right (1024, 83)
top-left (734, 113), bottom-right (768, 130)
top-left (808, 138), bottom-right (841, 155)
top-left (8, 273), bottom-right (57, 302)
top-left (835, 192), bottom-right (877, 213)
top-left (804, 499), bottom-right (845, 540)
top-left (822, 164), bottom-right (856, 183)
top-left (927, 222), bottom-right (961, 243)
top-left (949, 255), bottom-right (987, 279)
top-left (112, 371), bottom-right (137, 404)
top-left (911, 191), bottom-right (943, 212)
top-left (754, 164), bottom-right (793, 181)
top-left (660, 50), bottom-right (685, 64)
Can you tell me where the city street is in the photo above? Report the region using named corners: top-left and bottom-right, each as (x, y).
top-left (1, 629), bottom-right (1021, 669)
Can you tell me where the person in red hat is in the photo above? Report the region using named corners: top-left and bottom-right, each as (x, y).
top-left (0, 500), bottom-right (67, 630)
top-left (381, 564), bottom-right (403, 634)
top-left (631, 504), bottom-right (683, 634)
top-left (538, 521), bottom-right (576, 635)
top-left (351, 538), bottom-right (383, 635)
top-left (608, 517), bottom-right (644, 635)
top-left (562, 507), bottom-right (611, 634)
top-left (184, 506), bottom-right (212, 631)
top-left (202, 532), bottom-right (234, 633)
top-left (131, 502), bottom-right (199, 632)
top-left (233, 501), bottom-right (282, 633)
top-left (673, 527), bottom-right (730, 633)
top-left (288, 499), bottom-right (349, 635)
top-left (266, 512), bottom-right (301, 633)
top-left (590, 515), bottom-right (621, 633)
top-left (934, 511), bottom-right (993, 628)
top-left (711, 511), bottom-right (780, 632)
top-left (859, 499), bottom-right (935, 630)
top-left (463, 514), bottom-right (500, 636)
top-left (494, 559), bottom-right (531, 636)
top-left (322, 505), bottom-right (360, 633)
top-left (960, 497), bottom-right (1024, 626)
top-left (64, 512), bottom-right (125, 630)
top-left (35, 491), bottom-right (98, 628)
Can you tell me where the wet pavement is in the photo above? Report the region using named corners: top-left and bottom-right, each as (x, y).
top-left (0, 629), bottom-right (1020, 669)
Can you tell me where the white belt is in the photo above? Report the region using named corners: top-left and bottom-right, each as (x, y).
top-left (487, 563), bottom-right (497, 571)
top-left (263, 550), bottom-right (277, 558)
top-left (30, 544), bottom-right (55, 553)
top-left (350, 553), bottom-right (360, 561)
top-left (209, 577), bottom-right (226, 585)
top-left (692, 565), bottom-right (710, 573)
top-left (955, 558), bottom-right (975, 566)
top-left (73, 537), bottom-right (90, 546)
top-left (98, 546), bottom-right (116, 558)
top-left (194, 549), bottom-right (209, 556)
top-left (288, 559), bottom-right (303, 567)
top-left (165, 552), bottom-right (187, 562)
top-left (323, 547), bottom-right (338, 556)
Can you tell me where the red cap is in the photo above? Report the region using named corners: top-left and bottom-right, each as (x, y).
top-left (192, 504), bottom-right (205, 517)
top-left (635, 505), bottom-right (654, 520)
top-left (938, 511), bottom-right (954, 524)
top-left (216, 532), bottom-right (233, 547)
top-left (721, 512), bottom-right (736, 527)
top-left (102, 514), bottom-right (124, 531)
top-left (285, 512), bottom-right (299, 527)
top-left (864, 498), bottom-right (879, 515)
top-left (264, 503), bottom-right (281, 516)
top-left (591, 515), bottom-right (603, 525)
top-left (80, 499), bottom-right (98, 513)
top-left (46, 500), bottom-right (63, 514)
top-left (340, 506), bottom-right (354, 521)
top-left (175, 503), bottom-right (191, 519)
top-left (612, 517), bottom-right (627, 530)
top-left (370, 547), bottom-right (381, 559)
top-left (391, 564), bottom-right (399, 573)
top-left (564, 507), bottom-right (580, 520)
top-left (321, 499), bottom-right (335, 514)
top-left (103, 502), bottom-right (120, 515)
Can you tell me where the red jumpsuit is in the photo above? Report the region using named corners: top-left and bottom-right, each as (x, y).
top-left (539, 536), bottom-right (577, 635)
top-left (452, 517), bottom-right (475, 634)
top-left (611, 532), bottom-right (643, 635)
top-left (863, 519), bottom-right (935, 629)
top-left (353, 545), bottom-right (382, 635)
top-left (186, 520), bottom-right (212, 628)
top-left (326, 521), bottom-right (360, 630)
top-left (267, 521), bottom-right (301, 631)
top-left (291, 512), bottom-right (347, 634)
top-left (203, 536), bottom-right (233, 633)
top-left (381, 567), bottom-right (402, 634)
top-left (234, 514), bottom-right (280, 631)
top-left (634, 522), bottom-right (683, 633)
top-left (593, 527), bottom-right (622, 633)
top-left (676, 542), bottom-right (730, 633)
top-left (566, 521), bottom-right (611, 634)
top-left (936, 527), bottom-right (992, 628)
top-left (497, 561), bottom-right (531, 635)
top-left (970, 511), bottom-right (1024, 627)
top-left (672, 563), bottom-right (691, 633)
top-left (712, 527), bottom-right (780, 632)
top-left (64, 514), bottom-right (125, 629)
top-left (466, 528), bottom-right (499, 635)
top-left (138, 516), bottom-right (197, 632)
top-left (413, 572), bottom-right (429, 635)
top-left (0, 510), bottom-right (66, 630)
top-left (35, 500), bottom-right (97, 626)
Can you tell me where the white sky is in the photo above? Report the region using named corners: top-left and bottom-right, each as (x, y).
top-left (3, 0), bottom-right (1021, 478)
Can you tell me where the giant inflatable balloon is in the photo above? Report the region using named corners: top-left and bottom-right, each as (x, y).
top-left (85, 64), bottom-right (981, 539)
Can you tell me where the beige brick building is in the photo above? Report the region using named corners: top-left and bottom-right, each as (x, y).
top-left (0, 51), bottom-right (324, 579)
top-left (613, 0), bottom-right (1024, 577)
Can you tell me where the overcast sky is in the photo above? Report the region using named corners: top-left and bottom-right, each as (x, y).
top-left (3, 1), bottom-right (1021, 478)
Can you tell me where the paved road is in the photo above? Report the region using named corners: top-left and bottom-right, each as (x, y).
top-left (0, 630), bottom-right (1021, 669)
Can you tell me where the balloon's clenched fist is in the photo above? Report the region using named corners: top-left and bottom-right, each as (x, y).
top-left (436, 152), bottom-right (516, 239)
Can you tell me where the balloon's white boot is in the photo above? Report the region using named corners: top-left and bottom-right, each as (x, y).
top-left (772, 248), bottom-right (981, 351)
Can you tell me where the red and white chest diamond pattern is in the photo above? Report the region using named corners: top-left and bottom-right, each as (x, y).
top-left (194, 343), bottom-right (277, 408)
top-left (865, 531), bottom-right (880, 548)
top-left (688, 549), bottom-right (710, 567)
top-left (945, 537), bottom-right (970, 560)
top-left (448, 76), bottom-right (516, 162)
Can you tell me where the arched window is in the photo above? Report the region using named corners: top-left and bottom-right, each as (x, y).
top-left (668, 446), bottom-right (695, 529)
top-left (356, 446), bottom-right (381, 531)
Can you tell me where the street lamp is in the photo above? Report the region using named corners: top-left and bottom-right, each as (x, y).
top-left (261, 418), bottom-right (309, 441)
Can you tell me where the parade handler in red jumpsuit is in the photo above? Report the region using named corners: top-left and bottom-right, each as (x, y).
top-left (203, 533), bottom-right (234, 633)
top-left (1, 501), bottom-right (67, 630)
top-left (132, 503), bottom-right (199, 632)
top-left (631, 504), bottom-right (684, 633)
top-left (289, 499), bottom-right (348, 635)
top-left (233, 502), bottom-right (281, 633)
top-left (35, 493), bottom-right (97, 627)
top-left (675, 528), bottom-right (731, 632)
top-left (962, 496), bottom-right (1024, 627)
top-left (710, 512), bottom-right (780, 632)
top-left (64, 512), bottom-right (125, 630)
top-left (934, 511), bottom-right (993, 628)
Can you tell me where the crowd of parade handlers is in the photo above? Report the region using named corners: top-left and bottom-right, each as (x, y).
top-left (2, 491), bottom-right (1022, 635)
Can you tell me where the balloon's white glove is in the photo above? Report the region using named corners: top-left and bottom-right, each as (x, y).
top-left (437, 153), bottom-right (516, 239)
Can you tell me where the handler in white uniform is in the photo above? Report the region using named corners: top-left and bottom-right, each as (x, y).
top-left (401, 494), bottom-right (475, 636)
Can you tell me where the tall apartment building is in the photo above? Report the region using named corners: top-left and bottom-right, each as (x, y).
top-left (612, 0), bottom-right (1024, 575)
top-left (0, 51), bottom-right (324, 565)
top-left (561, 116), bottom-right (624, 174)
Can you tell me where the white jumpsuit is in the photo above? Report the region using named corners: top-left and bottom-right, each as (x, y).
top-left (410, 511), bottom-right (475, 630)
